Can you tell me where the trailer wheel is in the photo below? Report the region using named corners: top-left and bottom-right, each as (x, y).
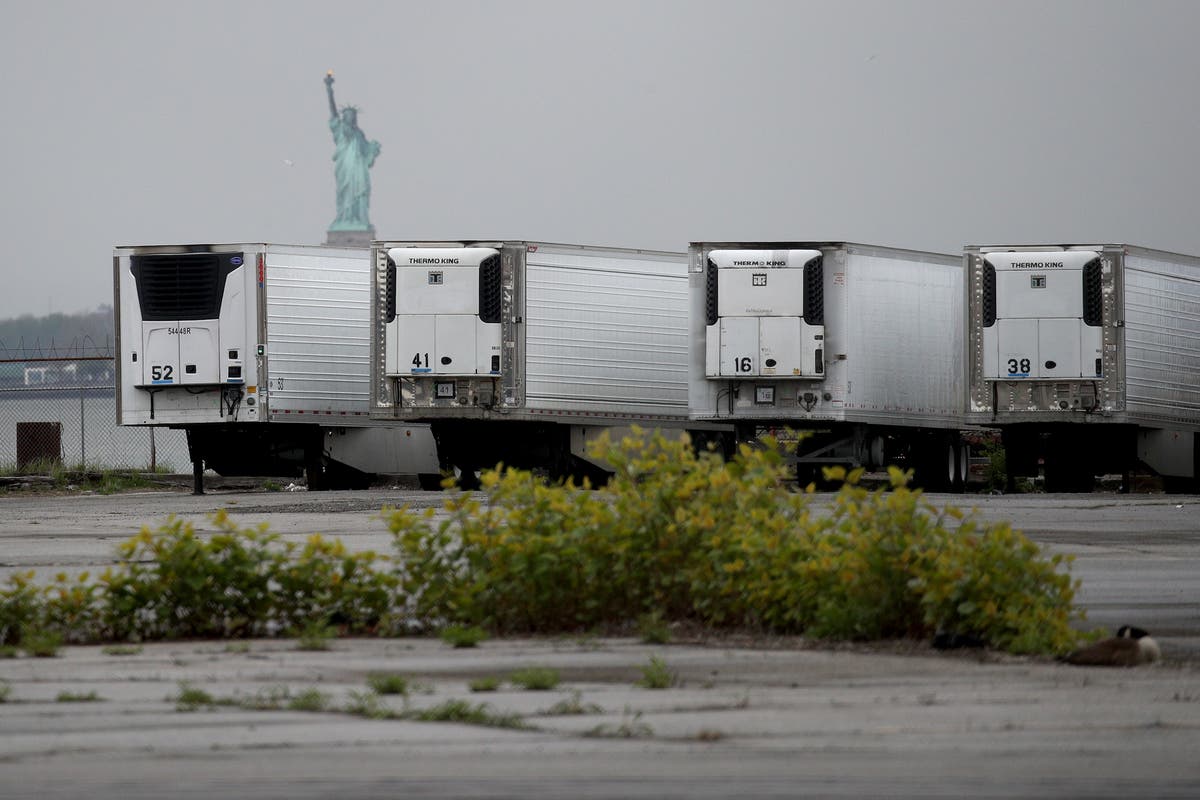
top-left (956, 441), bottom-right (971, 490)
top-left (453, 464), bottom-right (482, 491)
top-left (418, 473), bottom-right (447, 491)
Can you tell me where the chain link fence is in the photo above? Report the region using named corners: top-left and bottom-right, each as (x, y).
top-left (0, 358), bottom-right (189, 473)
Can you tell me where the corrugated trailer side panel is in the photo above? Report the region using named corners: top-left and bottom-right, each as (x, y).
top-left (263, 246), bottom-right (372, 419)
top-left (523, 245), bottom-right (690, 417)
top-left (1124, 249), bottom-right (1200, 426)
top-left (840, 249), bottom-right (964, 428)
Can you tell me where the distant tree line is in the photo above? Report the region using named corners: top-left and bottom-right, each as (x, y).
top-left (0, 306), bottom-right (115, 359)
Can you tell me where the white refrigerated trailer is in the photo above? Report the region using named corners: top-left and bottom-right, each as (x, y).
top-left (689, 242), bottom-right (970, 489)
top-left (966, 243), bottom-right (1200, 492)
top-left (115, 243), bottom-right (439, 491)
top-left (370, 240), bottom-right (731, 485)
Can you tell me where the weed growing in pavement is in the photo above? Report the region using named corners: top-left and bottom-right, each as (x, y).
top-left (366, 673), bottom-right (409, 696)
top-left (539, 689), bottom-right (602, 716)
top-left (287, 688), bottom-right (330, 712)
top-left (509, 667), bottom-right (561, 691)
top-left (408, 699), bottom-right (528, 729)
top-left (585, 708), bottom-right (653, 739)
top-left (636, 655), bottom-right (678, 689)
top-left (294, 619), bottom-right (336, 651)
top-left (468, 676), bottom-right (501, 693)
top-left (174, 682), bottom-right (216, 712)
top-left (101, 644), bottom-right (142, 656)
top-left (439, 624), bottom-right (487, 648)
top-left (344, 689), bottom-right (396, 720)
top-left (56, 690), bottom-right (102, 702)
top-left (0, 681), bottom-right (10, 702)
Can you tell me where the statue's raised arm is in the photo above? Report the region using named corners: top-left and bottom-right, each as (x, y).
top-left (324, 71), bottom-right (338, 119)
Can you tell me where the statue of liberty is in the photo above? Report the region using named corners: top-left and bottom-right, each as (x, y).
top-left (324, 71), bottom-right (381, 234)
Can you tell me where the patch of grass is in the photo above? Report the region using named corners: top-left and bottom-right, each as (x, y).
top-left (408, 699), bottom-right (527, 729)
top-left (295, 619), bottom-right (336, 651)
top-left (539, 689), bottom-right (602, 716)
top-left (440, 625), bottom-right (487, 648)
top-left (636, 612), bottom-right (671, 644)
top-left (0, 681), bottom-right (10, 702)
top-left (345, 689), bottom-right (395, 720)
top-left (101, 644), bottom-right (143, 656)
top-left (224, 641), bottom-right (252, 654)
top-left (174, 682), bottom-right (216, 712)
top-left (695, 728), bottom-right (724, 742)
top-left (468, 676), bottom-right (501, 693)
top-left (365, 673), bottom-right (409, 696)
top-left (0, 645), bottom-right (18, 659)
top-left (509, 667), bottom-right (560, 691)
top-left (56, 690), bottom-right (103, 702)
top-left (585, 709), bottom-right (653, 739)
top-left (20, 629), bottom-right (62, 658)
top-left (287, 688), bottom-right (329, 712)
top-left (636, 655), bottom-right (678, 689)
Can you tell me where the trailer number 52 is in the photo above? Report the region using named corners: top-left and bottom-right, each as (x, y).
top-left (151, 365), bottom-right (174, 381)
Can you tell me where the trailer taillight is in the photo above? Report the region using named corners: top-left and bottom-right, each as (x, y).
top-left (257, 254), bottom-right (265, 288)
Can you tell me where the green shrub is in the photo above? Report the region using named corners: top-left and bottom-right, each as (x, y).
top-left (0, 571), bottom-right (43, 646)
top-left (385, 428), bottom-right (1084, 656)
top-left (636, 612), bottom-right (671, 644)
top-left (468, 676), bottom-right (501, 693)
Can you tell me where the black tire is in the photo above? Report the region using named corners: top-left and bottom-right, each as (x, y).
top-left (418, 473), bottom-right (446, 491)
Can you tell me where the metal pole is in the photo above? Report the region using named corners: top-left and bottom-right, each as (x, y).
top-left (79, 386), bottom-right (85, 469)
top-left (150, 427), bottom-right (157, 472)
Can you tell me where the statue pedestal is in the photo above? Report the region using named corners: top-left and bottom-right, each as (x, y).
top-left (326, 227), bottom-right (375, 247)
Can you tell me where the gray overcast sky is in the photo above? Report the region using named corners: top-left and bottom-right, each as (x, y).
top-left (2, 0), bottom-right (1198, 319)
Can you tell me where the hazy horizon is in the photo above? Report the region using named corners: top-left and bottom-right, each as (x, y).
top-left (3, 0), bottom-right (1199, 319)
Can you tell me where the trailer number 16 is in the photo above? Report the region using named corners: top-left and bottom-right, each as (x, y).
top-left (734, 357), bottom-right (754, 373)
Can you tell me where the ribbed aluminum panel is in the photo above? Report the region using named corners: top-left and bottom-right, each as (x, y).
top-left (523, 245), bottom-right (690, 416)
top-left (1123, 252), bottom-right (1200, 425)
top-left (263, 246), bottom-right (373, 418)
top-left (837, 252), bottom-right (964, 426)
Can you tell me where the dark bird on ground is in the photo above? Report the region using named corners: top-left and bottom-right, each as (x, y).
top-left (1063, 625), bottom-right (1161, 667)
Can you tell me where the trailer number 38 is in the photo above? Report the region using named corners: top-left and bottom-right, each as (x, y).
top-left (1007, 358), bottom-right (1031, 376)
